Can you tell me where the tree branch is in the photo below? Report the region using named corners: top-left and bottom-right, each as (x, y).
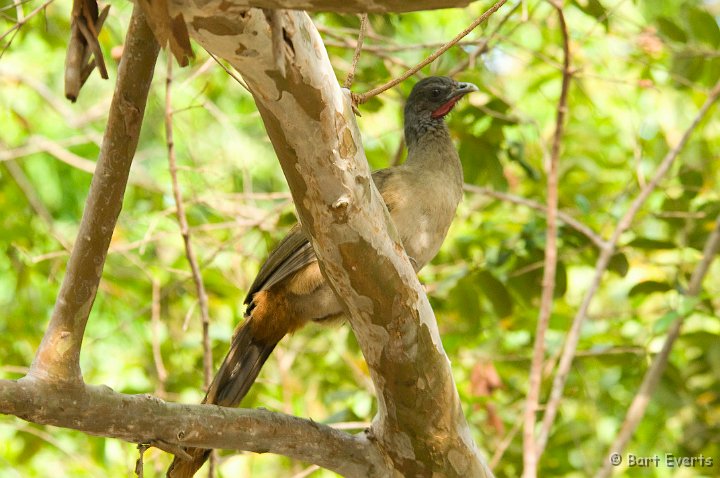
top-left (164, 55), bottom-right (214, 393)
top-left (165, 50), bottom-right (217, 478)
top-left (464, 185), bottom-right (607, 250)
top-left (536, 76), bottom-right (720, 457)
top-left (594, 215), bottom-right (720, 478)
top-left (0, 378), bottom-right (379, 477)
top-left (523, 3), bottom-right (570, 476)
top-left (352, 0), bottom-right (509, 105)
top-left (171, 0), bottom-right (477, 13)
top-left (171, 4), bottom-right (492, 475)
top-left (27, 5), bottom-right (160, 383)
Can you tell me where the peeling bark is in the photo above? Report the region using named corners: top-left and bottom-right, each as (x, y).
top-left (170, 0), bottom-right (475, 14)
top-left (170, 4), bottom-right (492, 476)
top-left (1, 2), bottom-right (494, 476)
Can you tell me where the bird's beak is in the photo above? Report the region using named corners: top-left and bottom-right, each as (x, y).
top-left (452, 82), bottom-right (480, 99)
top-left (431, 81), bottom-right (479, 118)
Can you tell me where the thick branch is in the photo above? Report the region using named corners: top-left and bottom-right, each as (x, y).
top-left (172, 4), bottom-right (491, 476)
top-left (168, 0), bottom-right (476, 13)
top-left (28, 6), bottom-right (160, 383)
top-left (0, 378), bottom-right (377, 477)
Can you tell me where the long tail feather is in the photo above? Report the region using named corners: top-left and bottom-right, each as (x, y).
top-left (167, 318), bottom-right (278, 478)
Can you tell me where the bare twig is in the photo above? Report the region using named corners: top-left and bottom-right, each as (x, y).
top-left (536, 76), bottom-right (720, 457)
top-left (490, 416), bottom-right (522, 469)
top-left (27, 5), bottom-right (160, 383)
top-left (151, 279), bottom-right (168, 397)
top-left (522, 4), bottom-right (570, 476)
top-left (594, 215), bottom-right (720, 478)
top-left (447, 0), bottom-right (521, 77)
top-left (343, 13), bottom-right (368, 89)
top-left (207, 51), bottom-right (250, 91)
top-left (0, 0), bottom-right (54, 58)
top-left (3, 159), bottom-right (72, 250)
top-left (164, 54), bottom-right (216, 476)
top-left (135, 443), bottom-right (149, 478)
top-left (464, 185), bottom-right (607, 250)
top-left (352, 0), bottom-right (509, 105)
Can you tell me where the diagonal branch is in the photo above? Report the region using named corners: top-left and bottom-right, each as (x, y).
top-left (536, 76), bottom-right (720, 457)
top-left (352, 0), bottom-right (509, 104)
top-left (464, 185), bottom-right (607, 250)
top-left (594, 215), bottom-right (720, 478)
top-left (28, 5), bottom-right (160, 383)
top-left (171, 4), bottom-right (492, 475)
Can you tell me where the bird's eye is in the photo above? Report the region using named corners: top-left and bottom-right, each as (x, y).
top-left (430, 88), bottom-right (442, 98)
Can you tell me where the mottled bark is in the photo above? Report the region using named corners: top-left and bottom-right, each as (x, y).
top-left (170, 4), bottom-right (492, 476)
top-left (1, 2), bottom-right (495, 476)
top-left (170, 0), bottom-right (475, 14)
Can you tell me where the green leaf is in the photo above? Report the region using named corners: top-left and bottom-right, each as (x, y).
top-left (608, 253), bottom-right (629, 277)
top-left (572, 0), bottom-right (609, 29)
top-left (459, 135), bottom-right (508, 190)
top-left (679, 167), bottom-right (703, 198)
top-left (629, 281), bottom-right (672, 297)
top-left (627, 237), bottom-right (676, 249)
top-left (686, 6), bottom-right (720, 47)
top-left (477, 270), bottom-right (513, 318)
top-left (656, 17), bottom-right (687, 43)
top-left (653, 310), bottom-right (679, 334)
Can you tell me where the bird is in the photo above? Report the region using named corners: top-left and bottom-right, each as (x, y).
top-left (167, 76), bottom-right (479, 478)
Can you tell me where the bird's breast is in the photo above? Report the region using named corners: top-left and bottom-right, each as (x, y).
top-left (393, 180), bottom-right (462, 270)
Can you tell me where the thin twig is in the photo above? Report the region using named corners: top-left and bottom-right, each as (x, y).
top-left (4, 159), bottom-right (72, 250)
top-left (290, 465), bottom-right (321, 478)
top-left (135, 444), bottom-right (149, 478)
top-left (522, 4), bottom-right (570, 476)
top-left (0, 0), bottom-right (54, 58)
top-left (343, 13), bottom-right (368, 89)
top-left (536, 76), bottom-right (720, 458)
top-left (490, 416), bottom-right (522, 469)
top-left (594, 215), bottom-right (720, 478)
top-left (151, 278), bottom-right (168, 398)
top-left (165, 54), bottom-right (216, 478)
top-left (207, 51), bottom-right (250, 92)
top-left (352, 0), bottom-right (509, 105)
top-left (464, 185), bottom-right (606, 250)
top-left (447, 0), bottom-right (521, 77)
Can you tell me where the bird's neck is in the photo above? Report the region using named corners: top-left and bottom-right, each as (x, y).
top-left (404, 120), bottom-right (463, 184)
top-left (404, 115), bottom-right (450, 151)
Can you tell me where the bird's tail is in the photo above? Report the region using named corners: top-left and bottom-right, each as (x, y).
top-left (166, 316), bottom-right (279, 478)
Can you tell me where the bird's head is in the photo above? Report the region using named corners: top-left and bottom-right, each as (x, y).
top-left (404, 76), bottom-right (478, 146)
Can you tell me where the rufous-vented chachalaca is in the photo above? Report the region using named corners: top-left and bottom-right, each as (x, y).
top-left (167, 76), bottom-right (478, 478)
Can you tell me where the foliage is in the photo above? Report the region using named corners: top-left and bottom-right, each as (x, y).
top-left (1, 0), bottom-right (720, 476)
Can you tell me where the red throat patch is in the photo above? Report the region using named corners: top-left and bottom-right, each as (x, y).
top-left (431, 97), bottom-right (460, 118)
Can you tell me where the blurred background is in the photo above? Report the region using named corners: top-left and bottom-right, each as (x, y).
top-left (1, 0), bottom-right (719, 476)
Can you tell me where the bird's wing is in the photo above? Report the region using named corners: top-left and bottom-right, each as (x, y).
top-left (245, 168), bottom-right (400, 304)
top-left (371, 167), bottom-right (403, 213)
top-left (243, 223), bottom-right (316, 304)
